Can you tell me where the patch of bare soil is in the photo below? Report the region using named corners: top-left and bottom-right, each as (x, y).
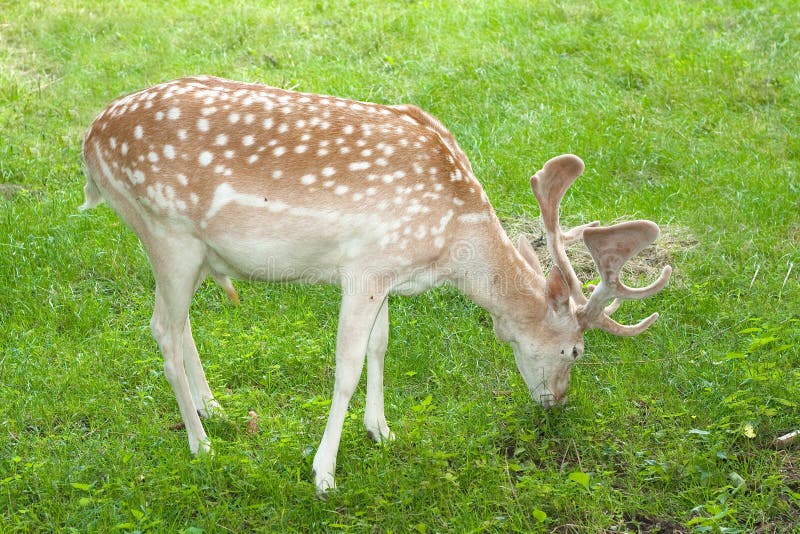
top-left (779, 450), bottom-right (799, 489)
top-left (624, 514), bottom-right (689, 533)
top-left (0, 183), bottom-right (26, 199)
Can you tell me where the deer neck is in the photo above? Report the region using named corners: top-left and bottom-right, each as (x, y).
top-left (449, 216), bottom-right (546, 324)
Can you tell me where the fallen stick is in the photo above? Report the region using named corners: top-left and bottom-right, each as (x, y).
top-left (775, 430), bottom-right (798, 449)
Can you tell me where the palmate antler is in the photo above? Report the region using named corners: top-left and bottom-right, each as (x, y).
top-left (530, 154), bottom-right (672, 336)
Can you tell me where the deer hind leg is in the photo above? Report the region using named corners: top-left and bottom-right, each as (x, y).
top-left (148, 238), bottom-right (210, 455)
top-left (364, 298), bottom-right (394, 443)
top-left (182, 316), bottom-right (223, 418)
top-left (312, 290), bottom-right (388, 495)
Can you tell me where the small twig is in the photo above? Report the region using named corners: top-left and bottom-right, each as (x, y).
top-left (503, 457), bottom-right (529, 528)
top-left (551, 523), bottom-right (581, 534)
top-left (560, 439), bottom-right (572, 471)
top-left (572, 438), bottom-right (583, 472)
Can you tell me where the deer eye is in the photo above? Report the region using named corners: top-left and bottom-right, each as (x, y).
top-left (572, 346), bottom-right (580, 359)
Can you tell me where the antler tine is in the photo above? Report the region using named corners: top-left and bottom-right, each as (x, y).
top-left (587, 284), bottom-right (622, 315)
top-left (578, 220), bottom-right (672, 333)
top-left (562, 220), bottom-right (601, 245)
top-left (596, 312), bottom-right (660, 337)
top-left (530, 154), bottom-right (599, 304)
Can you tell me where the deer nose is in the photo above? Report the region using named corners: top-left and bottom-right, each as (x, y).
top-left (537, 390), bottom-right (568, 409)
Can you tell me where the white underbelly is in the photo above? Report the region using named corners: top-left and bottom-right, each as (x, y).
top-left (204, 234), bottom-right (345, 284)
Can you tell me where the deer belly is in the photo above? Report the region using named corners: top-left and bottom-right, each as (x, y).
top-left (196, 184), bottom-right (416, 284)
top-left (204, 236), bottom-right (343, 284)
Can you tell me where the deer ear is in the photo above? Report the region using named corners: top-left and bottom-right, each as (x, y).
top-left (546, 266), bottom-right (572, 315)
top-left (517, 235), bottom-right (544, 276)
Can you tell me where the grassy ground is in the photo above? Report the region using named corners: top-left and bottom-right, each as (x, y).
top-left (1, 0), bottom-right (799, 531)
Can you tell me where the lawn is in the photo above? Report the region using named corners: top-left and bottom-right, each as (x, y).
top-left (1, 0), bottom-right (799, 531)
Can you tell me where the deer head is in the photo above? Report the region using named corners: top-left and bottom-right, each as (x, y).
top-left (499, 154), bottom-right (672, 408)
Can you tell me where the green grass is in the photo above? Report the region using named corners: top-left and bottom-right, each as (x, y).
top-left (1, 0), bottom-right (799, 531)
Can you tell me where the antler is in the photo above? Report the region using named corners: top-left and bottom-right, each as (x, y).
top-left (530, 154), bottom-right (672, 336)
top-left (529, 155), bottom-right (598, 303)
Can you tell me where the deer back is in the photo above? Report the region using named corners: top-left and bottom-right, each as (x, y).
top-left (82, 76), bottom-right (497, 286)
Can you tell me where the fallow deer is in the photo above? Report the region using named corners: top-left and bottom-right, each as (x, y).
top-left (80, 76), bottom-right (671, 494)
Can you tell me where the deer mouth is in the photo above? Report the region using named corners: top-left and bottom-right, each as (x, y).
top-left (535, 389), bottom-right (568, 409)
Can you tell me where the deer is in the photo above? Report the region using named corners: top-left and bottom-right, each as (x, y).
top-left (80, 76), bottom-right (671, 495)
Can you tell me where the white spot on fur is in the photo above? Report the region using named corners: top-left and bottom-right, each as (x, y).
top-left (431, 210), bottom-right (454, 235)
top-left (199, 151), bottom-right (213, 166)
top-left (197, 118), bottom-right (210, 132)
top-left (242, 135), bottom-right (255, 146)
top-left (168, 107), bottom-right (181, 120)
top-left (301, 174), bottom-right (316, 185)
top-left (215, 134), bottom-right (228, 146)
top-left (134, 125), bottom-right (143, 139)
top-left (458, 213), bottom-right (489, 224)
top-left (349, 161), bottom-right (370, 171)
top-left (163, 145), bottom-right (175, 159)
top-left (322, 167), bottom-right (336, 177)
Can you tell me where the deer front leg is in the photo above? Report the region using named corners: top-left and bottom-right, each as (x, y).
top-left (364, 298), bottom-right (395, 443)
top-left (312, 290), bottom-right (387, 495)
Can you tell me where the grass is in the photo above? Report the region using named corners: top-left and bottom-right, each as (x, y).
top-left (1, 0), bottom-right (799, 531)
